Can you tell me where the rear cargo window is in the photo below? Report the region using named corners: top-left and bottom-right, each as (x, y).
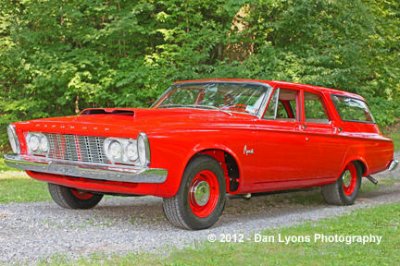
top-left (331, 95), bottom-right (375, 123)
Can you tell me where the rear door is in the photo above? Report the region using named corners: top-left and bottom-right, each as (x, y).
top-left (300, 90), bottom-right (344, 179)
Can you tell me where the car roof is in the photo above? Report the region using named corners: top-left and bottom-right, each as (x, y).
top-left (173, 78), bottom-right (365, 101)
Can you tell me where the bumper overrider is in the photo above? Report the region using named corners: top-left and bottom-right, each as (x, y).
top-left (4, 154), bottom-right (168, 184)
top-left (388, 159), bottom-right (398, 171)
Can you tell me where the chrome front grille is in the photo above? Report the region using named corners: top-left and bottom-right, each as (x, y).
top-left (45, 133), bottom-right (108, 164)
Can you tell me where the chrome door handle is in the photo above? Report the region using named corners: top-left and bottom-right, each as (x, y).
top-left (335, 127), bottom-right (342, 133)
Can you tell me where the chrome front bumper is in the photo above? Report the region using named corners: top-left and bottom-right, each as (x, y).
top-left (388, 159), bottom-right (398, 171)
top-left (4, 154), bottom-right (168, 184)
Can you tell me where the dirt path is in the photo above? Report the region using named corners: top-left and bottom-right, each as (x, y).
top-left (0, 155), bottom-right (399, 264)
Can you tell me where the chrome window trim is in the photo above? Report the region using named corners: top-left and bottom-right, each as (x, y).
top-left (274, 89), bottom-right (280, 119)
top-left (151, 86), bottom-right (173, 108)
top-left (271, 88), bottom-right (280, 119)
top-left (256, 86), bottom-right (273, 118)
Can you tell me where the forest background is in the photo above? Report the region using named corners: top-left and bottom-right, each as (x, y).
top-left (0, 0), bottom-right (399, 150)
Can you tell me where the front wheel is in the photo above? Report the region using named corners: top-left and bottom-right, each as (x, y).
top-left (321, 162), bottom-right (362, 205)
top-left (163, 155), bottom-right (226, 230)
top-left (48, 183), bottom-right (103, 209)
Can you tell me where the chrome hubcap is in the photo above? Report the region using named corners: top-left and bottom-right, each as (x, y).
top-left (192, 181), bottom-right (210, 206)
top-left (342, 170), bottom-right (352, 187)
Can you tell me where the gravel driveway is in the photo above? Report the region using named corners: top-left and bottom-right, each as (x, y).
top-left (1, 154), bottom-right (399, 264)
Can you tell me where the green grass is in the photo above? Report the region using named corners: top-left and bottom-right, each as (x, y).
top-left (41, 203), bottom-right (400, 266)
top-left (388, 132), bottom-right (400, 152)
top-left (360, 178), bottom-right (397, 193)
top-left (0, 158), bottom-right (13, 171)
top-left (0, 171), bottom-right (50, 203)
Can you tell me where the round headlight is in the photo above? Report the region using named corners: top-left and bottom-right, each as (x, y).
top-left (7, 125), bottom-right (19, 154)
top-left (39, 136), bottom-right (49, 152)
top-left (137, 133), bottom-right (149, 166)
top-left (125, 141), bottom-right (138, 161)
top-left (28, 134), bottom-right (40, 152)
top-left (108, 140), bottom-right (123, 160)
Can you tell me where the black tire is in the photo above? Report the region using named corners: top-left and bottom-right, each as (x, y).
top-left (163, 155), bottom-right (226, 230)
top-left (321, 162), bottom-right (362, 205)
top-left (48, 183), bottom-right (103, 209)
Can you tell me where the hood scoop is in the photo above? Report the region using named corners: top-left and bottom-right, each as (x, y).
top-left (81, 108), bottom-right (135, 116)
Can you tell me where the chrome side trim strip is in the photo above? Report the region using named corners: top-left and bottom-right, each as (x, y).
top-left (4, 154), bottom-right (167, 184)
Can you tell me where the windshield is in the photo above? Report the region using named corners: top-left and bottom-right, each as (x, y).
top-left (154, 82), bottom-right (270, 116)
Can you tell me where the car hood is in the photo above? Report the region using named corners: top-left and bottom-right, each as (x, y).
top-left (15, 108), bottom-right (256, 137)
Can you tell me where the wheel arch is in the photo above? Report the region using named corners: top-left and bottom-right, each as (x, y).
top-left (342, 156), bottom-right (369, 177)
top-left (184, 145), bottom-right (241, 193)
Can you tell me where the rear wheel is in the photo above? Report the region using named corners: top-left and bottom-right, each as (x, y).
top-left (321, 162), bottom-right (362, 205)
top-left (48, 183), bottom-right (103, 209)
top-left (163, 155), bottom-right (226, 230)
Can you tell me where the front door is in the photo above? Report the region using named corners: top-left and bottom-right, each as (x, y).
top-left (252, 87), bottom-right (313, 184)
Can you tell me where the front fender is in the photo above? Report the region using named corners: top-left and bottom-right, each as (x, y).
top-left (149, 131), bottom-right (246, 197)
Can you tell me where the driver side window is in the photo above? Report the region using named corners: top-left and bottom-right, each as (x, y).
top-left (263, 88), bottom-right (299, 121)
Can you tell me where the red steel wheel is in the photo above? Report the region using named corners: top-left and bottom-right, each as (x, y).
top-left (70, 189), bottom-right (96, 200)
top-left (163, 155), bottom-right (226, 230)
top-left (321, 162), bottom-right (362, 206)
top-left (48, 183), bottom-right (103, 209)
top-left (342, 164), bottom-right (358, 196)
top-left (188, 170), bottom-right (220, 218)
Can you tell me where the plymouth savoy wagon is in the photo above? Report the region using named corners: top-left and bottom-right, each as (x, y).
top-left (5, 79), bottom-right (398, 230)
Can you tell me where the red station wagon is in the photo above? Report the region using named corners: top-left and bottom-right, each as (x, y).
top-left (5, 79), bottom-right (398, 230)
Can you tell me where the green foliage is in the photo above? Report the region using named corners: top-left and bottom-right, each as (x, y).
top-left (390, 132), bottom-right (400, 151)
top-left (0, 0), bottom-right (399, 150)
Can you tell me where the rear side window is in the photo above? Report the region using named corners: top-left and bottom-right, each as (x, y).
top-left (331, 95), bottom-right (375, 123)
top-left (304, 92), bottom-right (329, 123)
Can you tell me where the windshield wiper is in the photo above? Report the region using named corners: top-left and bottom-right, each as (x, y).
top-left (158, 104), bottom-right (188, 108)
top-left (158, 104), bottom-right (232, 116)
top-left (186, 104), bottom-right (220, 110)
